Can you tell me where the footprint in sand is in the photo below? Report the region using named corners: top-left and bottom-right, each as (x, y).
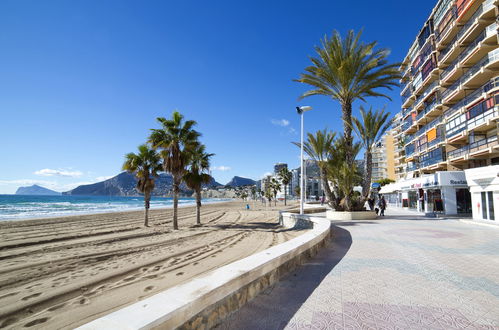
top-left (176, 272), bottom-right (184, 276)
top-left (21, 293), bottom-right (41, 301)
top-left (0, 292), bottom-right (19, 299)
top-left (24, 317), bottom-right (49, 327)
top-left (141, 267), bottom-right (149, 272)
top-left (123, 276), bottom-right (136, 282)
top-left (193, 262), bottom-right (199, 266)
top-left (0, 317), bottom-right (18, 328)
top-left (78, 297), bottom-right (90, 305)
top-left (144, 286), bottom-right (155, 292)
top-left (153, 266), bottom-right (161, 271)
top-left (145, 275), bottom-right (158, 279)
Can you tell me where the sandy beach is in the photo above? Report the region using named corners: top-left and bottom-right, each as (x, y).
top-left (0, 200), bottom-right (304, 329)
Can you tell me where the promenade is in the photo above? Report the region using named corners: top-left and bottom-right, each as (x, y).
top-left (218, 208), bottom-right (499, 329)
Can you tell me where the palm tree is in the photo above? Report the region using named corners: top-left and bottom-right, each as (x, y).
top-left (295, 30), bottom-right (401, 210)
top-left (183, 144), bottom-right (214, 226)
top-left (293, 129), bottom-right (337, 208)
top-left (122, 144), bottom-right (162, 227)
top-left (149, 111), bottom-right (200, 230)
top-left (278, 168), bottom-right (292, 206)
top-left (269, 178), bottom-right (281, 206)
top-left (352, 105), bottom-right (392, 201)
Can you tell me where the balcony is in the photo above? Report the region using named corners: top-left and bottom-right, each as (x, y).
top-left (457, 0), bottom-right (496, 44)
top-left (406, 162), bottom-right (419, 172)
top-left (441, 56), bottom-right (461, 83)
top-left (467, 105), bottom-right (499, 133)
top-left (438, 35), bottom-right (461, 65)
top-left (448, 135), bottom-right (499, 161)
top-left (401, 87), bottom-right (415, 107)
top-left (445, 113), bottom-right (468, 140)
top-left (459, 25), bottom-right (497, 67)
top-left (420, 148), bottom-right (446, 169)
top-left (442, 49), bottom-right (499, 104)
top-left (428, 134), bottom-right (445, 149)
top-left (436, 5), bottom-right (460, 47)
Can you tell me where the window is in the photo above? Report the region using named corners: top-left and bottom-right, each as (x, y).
top-left (488, 191), bottom-right (494, 220)
top-left (481, 192), bottom-right (487, 219)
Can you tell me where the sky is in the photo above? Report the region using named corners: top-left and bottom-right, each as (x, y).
top-left (0, 0), bottom-right (438, 194)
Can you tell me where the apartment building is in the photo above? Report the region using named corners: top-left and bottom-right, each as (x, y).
top-left (371, 130), bottom-right (396, 182)
top-left (386, 0), bottom-right (499, 219)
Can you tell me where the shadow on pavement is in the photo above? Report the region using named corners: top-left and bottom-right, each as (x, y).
top-left (217, 224), bottom-right (352, 330)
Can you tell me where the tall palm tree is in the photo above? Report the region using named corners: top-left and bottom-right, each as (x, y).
top-left (278, 168), bottom-right (292, 206)
top-left (293, 129), bottom-right (337, 208)
top-left (122, 144), bottom-right (162, 227)
top-left (183, 144), bottom-right (214, 225)
top-left (352, 105), bottom-right (392, 201)
top-left (295, 30), bottom-right (401, 210)
top-left (149, 111), bottom-right (200, 230)
top-left (269, 178), bottom-right (281, 206)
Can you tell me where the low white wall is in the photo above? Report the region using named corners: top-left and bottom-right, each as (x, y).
top-left (326, 210), bottom-right (377, 221)
top-left (78, 213), bottom-right (331, 330)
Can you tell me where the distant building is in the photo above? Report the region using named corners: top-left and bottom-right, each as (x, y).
top-left (274, 163), bottom-right (288, 174)
top-left (371, 130), bottom-right (396, 182)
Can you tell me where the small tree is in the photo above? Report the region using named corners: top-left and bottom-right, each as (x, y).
top-left (269, 178), bottom-right (281, 206)
top-left (278, 168), bottom-right (292, 206)
top-left (122, 144), bottom-right (162, 227)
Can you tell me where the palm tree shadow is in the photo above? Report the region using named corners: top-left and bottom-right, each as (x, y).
top-left (216, 224), bottom-right (352, 330)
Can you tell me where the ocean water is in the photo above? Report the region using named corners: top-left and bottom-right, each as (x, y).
top-left (0, 195), bottom-right (230, 221)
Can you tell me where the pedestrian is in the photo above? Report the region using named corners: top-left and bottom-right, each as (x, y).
top-left (368, 197), bottom-right (375, 211)
top-left (378, 195), bottom-right (386, 216)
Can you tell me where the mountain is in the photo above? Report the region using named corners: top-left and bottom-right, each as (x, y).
top-left (63, 172), bottom-right (221, 196)
top-left (16, 185), bottom-right (61, 196)
top-left (225, 176), bottom-right (256, 187)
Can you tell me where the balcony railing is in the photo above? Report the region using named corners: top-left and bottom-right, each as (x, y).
top-left (457, 0), bottom-right (494, 40)
top-left (407, 162), bottom-right (419, 172)
top-left (448, 135), bottom-right (499, 159)
top-left (441, 56), bottom-right (460, 80)
top-left (401, 88), bottom-right (413, 105)
top-left (420, 148), bottom-right (446, 168)
top-left (438, 35), bottom-right (458, 61)
top-left (436, 5), bottom-right (458, 41)
top-left (460, 30), bottom-right (485, 62)
top-left (467, 106), bottom-right (499, 131)
top-left (428, 134), bottom-right (445, 148)
top-left (444, 76), bottom-right (499, 119)
top-left (442, 49), bottom-right (499, 101)
top-left (414, 80), bottom-right (439, 106)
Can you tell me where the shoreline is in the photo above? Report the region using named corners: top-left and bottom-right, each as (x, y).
top-left (0, 200), bottom-right (303, 329)
top-left (0, 197), bottom-right (234, 223)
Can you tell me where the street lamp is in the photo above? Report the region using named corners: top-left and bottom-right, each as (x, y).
top-left (296, 106), bottom-right (313, 214)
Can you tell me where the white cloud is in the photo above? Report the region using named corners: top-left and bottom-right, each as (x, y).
top-left (212, 166), bottom-right (231, 171)
top-left (271, 119), bottom-right (290, 127)
top-left (34, 168), bottom-right (83, 177)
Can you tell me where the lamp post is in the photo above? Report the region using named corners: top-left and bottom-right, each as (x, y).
top-left (296, 106), bottom-right (313, 215)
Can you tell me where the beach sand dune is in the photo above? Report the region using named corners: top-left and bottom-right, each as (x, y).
top-left (0, 201), bottom-right (303, 329)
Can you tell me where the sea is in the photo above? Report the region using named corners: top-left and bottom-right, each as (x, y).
top-left (0, 195), bottom-right (230, 221)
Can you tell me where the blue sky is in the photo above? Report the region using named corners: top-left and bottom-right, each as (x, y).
top-left (0, 0), bottom-right (437, 193)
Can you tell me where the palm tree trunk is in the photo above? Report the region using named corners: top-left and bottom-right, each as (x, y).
top-left (196, 188), bottom-right (201, 225)
top-left (284, 185), bottom-right (287, 206)
top-left (320, 166), bottom-right (338, 209)
top-left (362, 149), bottom-right (373, 201)
top-left (144, 191), bottom-right (150, 227)
top-left (172, 175), bottom-right (179, 230)
top-left (342, 100), bottom-right (353, 211)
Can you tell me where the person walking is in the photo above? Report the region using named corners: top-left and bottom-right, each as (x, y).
top-left (378, 195), bottom-right (386, 216)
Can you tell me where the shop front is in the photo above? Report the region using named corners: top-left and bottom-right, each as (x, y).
top-left (380, 171), bottom-right (470, 216)
top-left (464, 165), bottom-right (499, 222)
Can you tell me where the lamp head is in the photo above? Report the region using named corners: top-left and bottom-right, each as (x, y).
top-left (296, 106), bottom-right (312, 114)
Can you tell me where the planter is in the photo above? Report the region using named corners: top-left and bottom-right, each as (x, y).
top-left (326, 210), bottom-right (377, 221)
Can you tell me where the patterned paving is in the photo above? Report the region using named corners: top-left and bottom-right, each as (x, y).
top-left (217, 209), bottom-right (499, 329)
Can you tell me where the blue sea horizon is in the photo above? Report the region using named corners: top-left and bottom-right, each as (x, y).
top-left (0, 195), bottom-right (230, 221)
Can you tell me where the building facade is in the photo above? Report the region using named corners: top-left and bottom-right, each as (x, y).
top-left (371, 129), bottom-right (396, 182)
top-left (392, 0), bottom-right (498, 218)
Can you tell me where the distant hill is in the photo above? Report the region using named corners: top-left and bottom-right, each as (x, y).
top-left (16, 185), bottom-right (61, 196)
top-left (63, 172), bottom-right (221, 196)
top-left (225, 176), bottom-right (256, 187)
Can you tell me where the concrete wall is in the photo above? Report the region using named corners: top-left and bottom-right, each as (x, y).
top-left (78, 213), bottom-right (331, 330)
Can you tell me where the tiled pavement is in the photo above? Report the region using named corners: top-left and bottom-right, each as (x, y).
top-left (217, 208), bottom-right (499, 329)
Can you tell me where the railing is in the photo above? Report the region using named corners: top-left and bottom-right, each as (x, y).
top-left (444, 76), bottom-right (499, 119)
top-left (414, 80), bottom-right (438, 106)
top-left (414, 116), bottom-right (443, 139)
top-left (407, 162), bottom-right (419, 172)
top-left (485, 22), bottom-right (498, 37)
top-left (405, 143), bottom-right (415, 157)
top-left (457, 0), bottom-right (494, 40)
top-left (420, 148), bottom-right (446, 168)
top-left (428, 134), bottom-right (445, 148)
top-left (448, 135), bottom-right (499, 159)
top-left (401, 88), bottom-right (413, 104)
top-left (413, 72), bottom-right (423, 91)
top-left (436, 5), bottom-right (458, 41)
top-left (438, 35), bottom-right (457, 61)
top-left (460, 30), bottom-right (485, 62)
top-left (441, 56), bottom-right (459, 80)
top-left (442, 49), bottom-right (499, 101)
top-left (467, 106), bottom-right (499, 130)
